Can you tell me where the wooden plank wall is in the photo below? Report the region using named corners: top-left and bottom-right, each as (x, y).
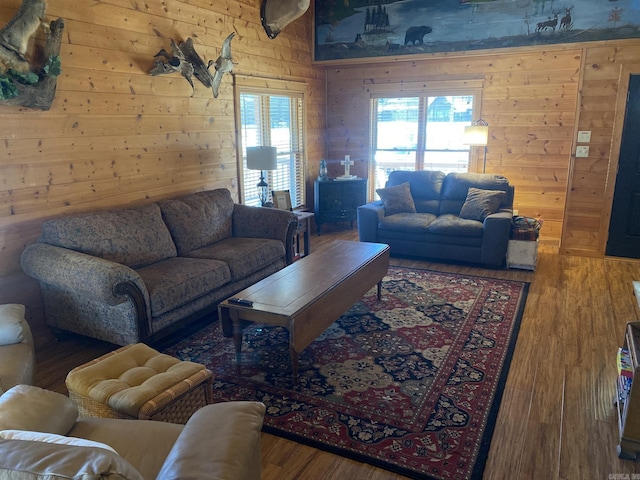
top-left (322, 40), bottom-right (640, 253)
top-left (324, 49), bottom-right (581, 246)
top-left (3, 0), bottom-right (639, 344)
top-left (0, 0), bottom-right (325, 345)
top-left (561, 42), bottom-right (640, 257)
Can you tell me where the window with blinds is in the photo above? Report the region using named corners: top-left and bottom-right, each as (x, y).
top-left (237, 88), bottom-right (306, 209)
top-left (367, 80), bottom-right (484, 196)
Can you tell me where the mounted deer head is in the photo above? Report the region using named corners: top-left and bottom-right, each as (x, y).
top-left (261, 0), bottom-right (310, 39)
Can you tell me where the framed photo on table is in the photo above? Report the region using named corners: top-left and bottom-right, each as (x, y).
top-left (272, 190), bottom-right (292, 210)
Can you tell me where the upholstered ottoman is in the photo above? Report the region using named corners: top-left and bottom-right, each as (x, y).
top-left (65, 343), bottom-right (212, 424)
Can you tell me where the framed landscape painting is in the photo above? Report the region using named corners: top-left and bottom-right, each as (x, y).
top-left (314, 0), bottom-right (640, 62)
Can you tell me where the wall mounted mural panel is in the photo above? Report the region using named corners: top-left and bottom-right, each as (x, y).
top-left (314, 0), bottom-right (640, 61)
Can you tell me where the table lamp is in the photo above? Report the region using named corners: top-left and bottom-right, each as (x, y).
top-left (246, 146), bottom-right (277, 206)
top-left (462, 119), bottom-right (489, 173)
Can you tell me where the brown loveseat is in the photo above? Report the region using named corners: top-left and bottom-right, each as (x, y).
top-left (20, 189), bottom-right (297, 345)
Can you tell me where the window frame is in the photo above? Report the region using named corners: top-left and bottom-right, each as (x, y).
top-left (367, 79), bottom-right (485, 198)
top-left (233, 75), bottom-right (308, 208)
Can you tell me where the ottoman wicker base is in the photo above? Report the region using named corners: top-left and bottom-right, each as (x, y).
top-left (66, 343), bottom-right (212, 424)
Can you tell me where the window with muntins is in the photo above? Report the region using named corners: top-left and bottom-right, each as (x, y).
top-left (237, 85), bottom-right (306, 208)
top-left (369, 80), bottom-right (483, 193)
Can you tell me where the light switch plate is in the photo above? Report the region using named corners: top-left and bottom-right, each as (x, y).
top-left (577, 130), bottom-right (592, 142)
top-left (576, 146), bottom-right (590, 157)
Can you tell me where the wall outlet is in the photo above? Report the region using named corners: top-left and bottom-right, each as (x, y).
top-left (576, 146), bottom-right (590, 157)
top-left (577, 130), bottom-right (592, 143)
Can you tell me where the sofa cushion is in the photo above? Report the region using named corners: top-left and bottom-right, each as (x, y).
top-left (40, 203), bottom-right (177, 269)
top-left (0, 437), bottom-right (143, 480)
top-left (427, 214), bottom-right (484, 237)
top-left (459, 188), bottom-right (506, 221)
top-left (376, 182), bottom-right (416, 216)
top-left (184, 237), bottom-right (285, 282)
top-left (69, 418), bottom-right (183, 480)
top-left (378, 213), bottom-right (437, 234)
top-left (440, 172), bottom-right (511, 215)
top-left (386, 170), bottom-right (445, 215)
top-left (136, 257), bottom-right (231, 317)
top-left (158, 189), bottom-right (235, 256)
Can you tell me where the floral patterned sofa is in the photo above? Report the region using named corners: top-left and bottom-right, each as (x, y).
top-left (20, 189), bottom-right (297, 345)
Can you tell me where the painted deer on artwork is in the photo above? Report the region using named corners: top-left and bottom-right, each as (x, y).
top-left (560, 6), bottom-right (574, 30)
top-left (536, 11), bottom-right (560, 32)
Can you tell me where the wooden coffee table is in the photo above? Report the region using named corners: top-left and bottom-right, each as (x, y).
top-left (218, 240), bottom-right (390, 379)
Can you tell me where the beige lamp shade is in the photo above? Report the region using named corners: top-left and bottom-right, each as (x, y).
top-left (246, 146), bottom-right (277, 171)
top-left (462, 125), bottom-right (489, 146)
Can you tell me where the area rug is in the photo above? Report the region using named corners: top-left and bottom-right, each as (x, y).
top-left (163, 266), bottom-right (529, 480)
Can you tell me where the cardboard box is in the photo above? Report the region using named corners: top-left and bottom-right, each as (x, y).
top-left (506, 240), bottom-right (538, 271)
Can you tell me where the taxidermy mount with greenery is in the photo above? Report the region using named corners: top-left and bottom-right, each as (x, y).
top-left (0, 0), bottom-right (64, 110)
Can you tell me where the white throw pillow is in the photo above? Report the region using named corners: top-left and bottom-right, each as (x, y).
top-left (0, 429), bottom-right (118, 454)
top-left (0, 304), bottom-right (25, 346)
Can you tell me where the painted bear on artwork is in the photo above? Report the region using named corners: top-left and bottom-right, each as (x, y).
top-left (404, 25), bottom-right (432, 46)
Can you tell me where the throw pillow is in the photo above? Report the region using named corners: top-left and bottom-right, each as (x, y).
top-left (459, 188), bottom-right (506, 221)
top-left (376, 182), bottom-right (416, 216)
top-left (0, 385), bottom-right (79, 434)
top-left (0, 304), bottom-right (24, 346)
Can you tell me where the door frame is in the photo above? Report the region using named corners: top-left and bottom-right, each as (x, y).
top-left (600, 63), bottom-right (640, 254)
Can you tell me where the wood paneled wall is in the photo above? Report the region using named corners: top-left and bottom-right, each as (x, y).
top-left (562, 43), bottom-right (640, 257)
top-left (0, 0), bottom-right (325, 345)
top-left (322, 40), bottom-right (640, 253)
top-left (3, 0), bottom-right (639, 344)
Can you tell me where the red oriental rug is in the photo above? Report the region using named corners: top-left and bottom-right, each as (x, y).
top-left (163, 266), bottom-right (529, 480)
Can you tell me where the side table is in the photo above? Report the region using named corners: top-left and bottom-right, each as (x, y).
top-left (292, 211), bottom-right (313, 260)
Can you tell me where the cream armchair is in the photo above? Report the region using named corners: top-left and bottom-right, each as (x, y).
top-left (0, 385), bottom-right (265, 480)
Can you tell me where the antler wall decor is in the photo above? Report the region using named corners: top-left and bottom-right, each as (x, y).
top-left (0, 0), bottom-right (64, 110)
top-left (150, 33), bottom-right (235, 98)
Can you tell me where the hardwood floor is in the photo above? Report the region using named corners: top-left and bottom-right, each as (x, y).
top-left (33, 227), bottom-right (640, 479)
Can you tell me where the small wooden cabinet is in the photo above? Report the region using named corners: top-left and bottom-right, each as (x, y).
top-left (314, 179), bottom-right (367, 235)
top-left (616, 321), bottom-right (640, 459)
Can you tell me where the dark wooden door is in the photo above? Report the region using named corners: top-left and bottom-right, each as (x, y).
top-left (607, 74), bottom-right (640, 258)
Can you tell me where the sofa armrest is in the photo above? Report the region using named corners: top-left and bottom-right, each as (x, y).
top-left (357, 201), bottom-right (385, 243)
top-left (157, 401), bottom-right (266, 480)
top-left (481, 209), bottom-right (513, 266)
top-left (0, 319), bottom-right (34, 391)
top-left (233, 204), bottom-right (297, 263)
top-left (21, 243), bottom-right (150, 309)
top-left (232, 204), bottom-right (297, 242)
